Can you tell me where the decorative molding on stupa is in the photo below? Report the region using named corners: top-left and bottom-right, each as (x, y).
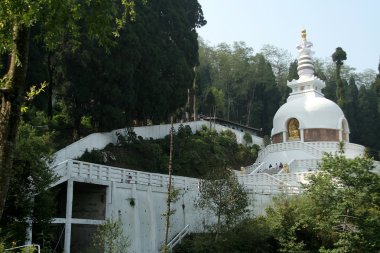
top-left (287, 29), bottom-right (325, 100)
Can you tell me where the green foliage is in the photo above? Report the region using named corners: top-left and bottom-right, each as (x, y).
top-left (243, 132), bottom-right (253, 145)
top-left (174, 217), bottom-right (277, 253)
top-left (356, 85), bottom-right (380, 151)
top-left (51, 0), bottom-right (206, 134)
top-left (265, 153), bottom-right (380, 252)
top-left (263, 135), bottom-right (271, 147)
top-left (332, 47), bottom-right (347, 109)
top-left (332, 47), bottom-right (347, 67)
top-left (80, 149), bottom-right (107, 165)
top-left (196, 168), bottom-right (249, 240)
top-left (172, 127), bottom-right (256, 177)
top-left (79, 126), bottom-right (257, 178)
top-left (92, 219), bottom-right (130, 253)
top-left (166, 186), bottom-right (180, 205)
top-left (0, 120), bottom-right (56, 250)
top-left (197, 42), bottom-right (280, 133)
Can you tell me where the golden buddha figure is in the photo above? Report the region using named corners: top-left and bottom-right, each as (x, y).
top-left (288, 118), bottom-right (300, 140)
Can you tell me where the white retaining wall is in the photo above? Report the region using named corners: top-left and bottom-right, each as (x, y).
top-left (52, 121), bottom-right (264, 166)
top-left (53, 160), bottom-right (277, 253)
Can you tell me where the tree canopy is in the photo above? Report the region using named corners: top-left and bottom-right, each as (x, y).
top-left (0, 0), bottom-right (206, 219)
top-left (196, 167), bottom-right (249, 242)
top-left (266, 152), bottom-right (380, 252)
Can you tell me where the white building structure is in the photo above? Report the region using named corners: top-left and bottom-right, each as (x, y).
top-left (49, 121), bottom-right (269, 253)
top-left (46, 31), bottom-right (376, 253)
top-left (245, 30), bottom-right (366, 175)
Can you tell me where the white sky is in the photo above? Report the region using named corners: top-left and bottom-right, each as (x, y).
top-left (196, 0), bottom-right (380, 72)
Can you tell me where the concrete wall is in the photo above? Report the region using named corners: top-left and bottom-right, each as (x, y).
top-left (72, 182), bottom-right (106, 220)
top-left (105, 182), bottom-right (211, 253)
top-left (52, 121), bottom-right (264, 166)
top-left (57, 179), bottom-right (274, 253)
top-left (51, 160), bottom-right (293, 253)
top-left (105, 181), bottom-right (273, 253)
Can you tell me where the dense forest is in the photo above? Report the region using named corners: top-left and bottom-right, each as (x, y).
top-left (18, 17), bottom-right (380, 155)
top-left (195, 41), bottom-right (380, 156)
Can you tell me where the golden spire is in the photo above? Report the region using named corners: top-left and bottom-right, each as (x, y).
top-left (301, 29), bottom-right (307, 42)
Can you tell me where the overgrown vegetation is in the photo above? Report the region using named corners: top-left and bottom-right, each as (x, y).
top-left (79, 125), bottom-right (258, 178)
top-left (0, 120), bottom-right (56, 252)
top-left (174, 152), bottom-right (380, 253)
top-left (91, 219), bottom-right (130, 253)
top-left (195, 168), bottom-right (249, 242)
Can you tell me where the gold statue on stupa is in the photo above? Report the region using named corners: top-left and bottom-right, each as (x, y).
top-left (301, 29), bottom-right (307, 41)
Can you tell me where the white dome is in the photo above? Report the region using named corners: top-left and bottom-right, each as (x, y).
top-left (272, 93), bottom-right (346, 136)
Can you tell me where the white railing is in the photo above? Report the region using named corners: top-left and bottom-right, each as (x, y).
top-left (52, 160), bottom-right (199, 190)
top-left (243, 163), bottom-right (257, 174)
top-left (307, 142), bottom-right (365, 155)
top-left (5, 244), bottom-right (40, 253)
top-left (249, 162), bottom-right (267, 174)
top-left (292, 159), bottom-right (319, 172)
top-left (52, 160), bottom-right (307, 196)
top-left (167, 224), bottom-right (190, 252)
top-left (256, 141), bottom-right (326, 164)
top-left (238, 173), bottom-right (290, 187)
top-left (273, 172), bottom-right (314, 186)
top-left (285, 159), bottom-right (318, 173)
top-left (244, 184), bottom-right (302, 195)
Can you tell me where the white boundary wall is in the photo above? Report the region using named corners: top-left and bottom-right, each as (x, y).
top-left (52, 120), bottom-right (263, 166)
top-left (52, 160), bottom-right (282, 253)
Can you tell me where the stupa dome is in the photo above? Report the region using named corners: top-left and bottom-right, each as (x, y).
top-left (272, 93), bottom-right (346, 135)
top-left (270, 30), bottom-right (349, 144)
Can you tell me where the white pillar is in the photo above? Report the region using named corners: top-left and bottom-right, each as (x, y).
top-left (132, 184), bottom-right (141, 253)
top-left (300, 129), bottom-right (304, 142)
top-left (25, 217), bottom-right (32, 245)
top-left (282, 132), bottom-right (287, 143)
top-left (64, 179), bottom-right (74, 253)
top-left (147, 186), bottom-right (157, 251)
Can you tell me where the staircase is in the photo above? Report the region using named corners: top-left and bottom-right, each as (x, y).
top-left (166, 225), bottom-right (190, 252)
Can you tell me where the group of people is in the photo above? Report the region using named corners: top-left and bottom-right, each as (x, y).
top-left (268, 162), bottom-right (284, 170)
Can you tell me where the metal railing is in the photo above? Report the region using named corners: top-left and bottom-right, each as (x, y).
top-left (167, 225), bottom-right (190, 252)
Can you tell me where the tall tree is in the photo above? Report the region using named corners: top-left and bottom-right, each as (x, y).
top-left (197, 41), bottom-right (279, 134)
top-left (260, 44), bottom-right (292, 105)
top-left (357, 85), bottom-right (380, 151)
top-left (0, 0), bottom-right (142, 218)
top-left (372, 62), bottom-right (380, 96)
top-left (260, 44), bottom-right (291, 85)
top-left (344, 76), bottom-right (359, 142)
top-left (196, 168), bottom-right (249, 242)
top-left (1, 120), bottom-right (56, 246)
top-left (332, 47), bottom-right (347, 107)
top-left (287, 60), bottom-right (299, 82)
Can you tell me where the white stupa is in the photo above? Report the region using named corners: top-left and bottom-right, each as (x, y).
top-left (248, 30), bottom-right (365, 174)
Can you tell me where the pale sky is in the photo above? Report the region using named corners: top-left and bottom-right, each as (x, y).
top-left (197, 0), bottom-right (380, 72)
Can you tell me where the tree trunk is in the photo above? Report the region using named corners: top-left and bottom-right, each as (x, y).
top-left (246, 84), bottom-right (256, 126)
top-left (163, 117), bottom-right (174, 252)
top-left (0, 23), bottom-right (30, 218)
top-left (47, 53), bottom-right (54, 120)
top-left (215, 209), bottom-right (221, 242)
top-left (192, 66), bottom-right (197, 121)
top-left (186, 88), bottom-right (190, 122)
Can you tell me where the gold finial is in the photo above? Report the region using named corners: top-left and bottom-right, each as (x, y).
top-left (301, 29), bottom-right (307, 42)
